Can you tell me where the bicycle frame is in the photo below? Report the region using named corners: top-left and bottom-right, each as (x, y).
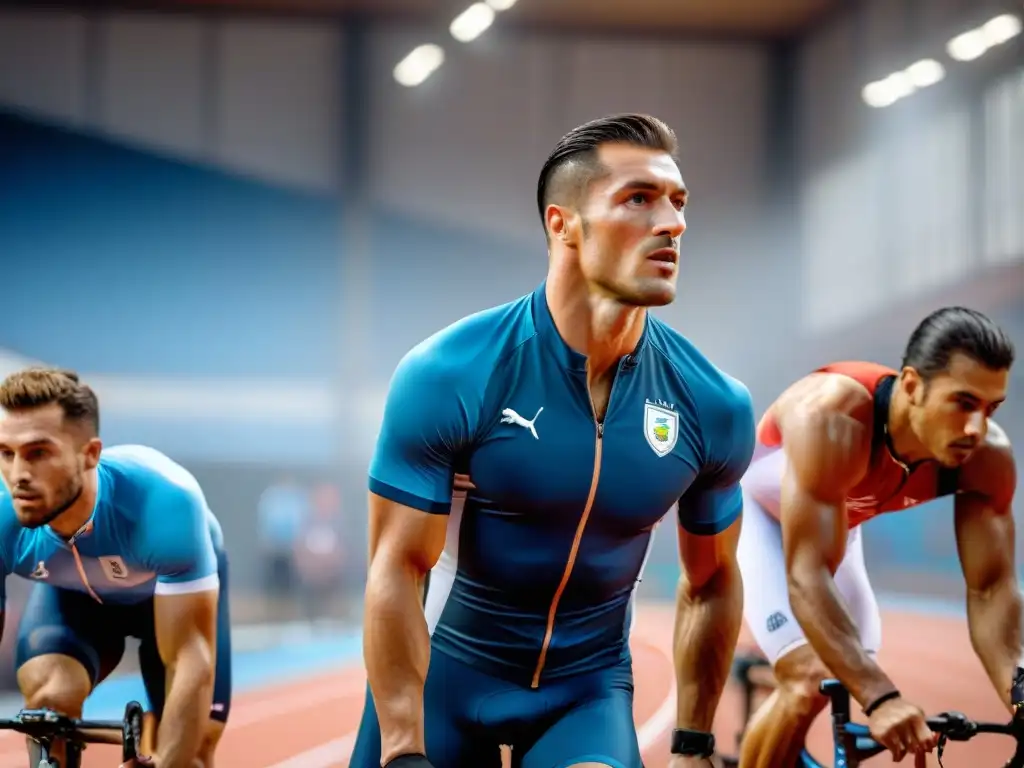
top-left (730, 654), bottom-right (1024, 768)
top-left (728, 656), bottom-right (887, 768)
top-left (29, 735), bottom-right (84, 768)
top-left (811, 680), bottom-right (889, 768)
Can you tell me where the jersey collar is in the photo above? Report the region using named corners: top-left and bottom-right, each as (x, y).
top-left (43, 462), bottom-right (109, 547)
top-left (531, 280), bottom-right (650, 372)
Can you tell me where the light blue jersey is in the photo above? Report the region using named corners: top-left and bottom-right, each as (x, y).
top-left (0, 444), bottom-right (224, 610)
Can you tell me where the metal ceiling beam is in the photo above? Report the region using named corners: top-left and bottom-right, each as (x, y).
top-left (0, 0), bottom-right (841, 43)
top-left (0, 0), bottom-right (427, 23)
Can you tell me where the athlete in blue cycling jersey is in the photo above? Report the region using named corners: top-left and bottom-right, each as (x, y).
top-left (0, 368), bottom-right (230, 768)
top-left (350, 114), bottom-right (756, 768)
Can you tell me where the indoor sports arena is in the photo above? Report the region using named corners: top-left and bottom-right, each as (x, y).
top-left (0, 0), bottom-right (1022, 766)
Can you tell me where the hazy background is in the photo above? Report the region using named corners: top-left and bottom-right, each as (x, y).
top-left (0, 0), bottom-right (1021, 689)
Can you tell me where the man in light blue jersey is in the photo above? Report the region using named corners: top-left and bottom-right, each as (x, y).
top-left (0, 368), bottom-right (231, 768)
top-left (350, 113), bottom-right (757, 768)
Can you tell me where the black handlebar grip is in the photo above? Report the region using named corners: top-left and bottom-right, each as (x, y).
top-left (121, 701), bottom-right (144, 763)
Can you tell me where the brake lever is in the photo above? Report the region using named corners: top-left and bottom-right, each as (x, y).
top-left (931, 710), bottom-right (973, 768)
top-left (937, 711), bottom-right (973, 740)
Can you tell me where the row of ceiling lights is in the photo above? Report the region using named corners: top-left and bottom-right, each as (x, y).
top-left (392, 0), bottom-right (517, 87)
top-left (389, 4), bottom-right (1020, 99)
top-left (862, 12), bottom-right (1022, 108)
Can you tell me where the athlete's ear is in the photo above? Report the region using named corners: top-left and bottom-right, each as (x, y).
top-left (545, 204), bottom-right (577, 246)
top-left (900, 367), bottom-right (924, 405)
top-left (81, 437), bottom-right (102, 470)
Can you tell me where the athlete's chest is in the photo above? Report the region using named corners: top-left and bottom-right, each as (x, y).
top-left (846, 457), bottom-right (942, 525)
top-left (9, 525), bottom-right (154, 595)
top-left (464, 358), bottom-right (703, 531)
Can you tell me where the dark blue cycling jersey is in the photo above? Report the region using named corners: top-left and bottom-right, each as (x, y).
top-left (369, 281), bottom-right (755, 687)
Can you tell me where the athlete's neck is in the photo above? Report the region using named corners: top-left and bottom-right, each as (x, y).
top-left (886, 386), bottom-right (931, 465)
top-left (545, 262), bottom-right (646, 377)
top-left (47, 469), bottom-right (99, 540)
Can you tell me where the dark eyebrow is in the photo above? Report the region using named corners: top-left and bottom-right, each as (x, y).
top-left (0, 438), bottom-right (57, 450)
top-left (953, 390), bottom-right (1005, 406)
top-left (617, 180), bottom-right (688, 198)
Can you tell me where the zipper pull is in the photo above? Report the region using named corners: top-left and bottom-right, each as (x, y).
top-left (597, 422), bottom-right (604, 438)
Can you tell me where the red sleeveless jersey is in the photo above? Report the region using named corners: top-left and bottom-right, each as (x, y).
top-left (757, 361), bottom-right (952, 529)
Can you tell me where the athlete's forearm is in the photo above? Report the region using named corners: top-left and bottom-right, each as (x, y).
top-left (967, 576), bottom-right (1024, 712)
top-left (155, 645), bottom-right (214, 768)
top-left (788, 567), bottom-right (894, 707)
top-left (673, 559), bottom-right (743, 731)
top-left (363, 561), bottom-right (431, 763)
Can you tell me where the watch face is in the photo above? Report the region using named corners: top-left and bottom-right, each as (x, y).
top-left (671, 729), bottom-right (715, 757)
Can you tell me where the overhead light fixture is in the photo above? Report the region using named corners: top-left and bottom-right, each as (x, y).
top-left (981, 13), bottom-right (1022, 45)
top-left (485, 0), bottom-right (518, 10)
top-left (905, 58), bottom-right (945, 88)
top-left (862, 80), bottom-right (901, 108)
top-left (947, 13), bottom-right (1021, 61)
top-left (861, 59), bottom-right (944, 108)
top-left (450, 3), bottom-right (496, 43)
top-left (393, 44), bottom-right (445, 87)
top-left (948, 28), bottom-right (991, 60)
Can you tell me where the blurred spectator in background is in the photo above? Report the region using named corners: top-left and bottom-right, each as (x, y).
top-left (256, 473), bottom-right (310, 619)
top-left (293, 482), bottom-right (346, 625)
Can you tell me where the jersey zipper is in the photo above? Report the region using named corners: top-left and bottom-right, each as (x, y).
top-left (529, 362), bottom-right (619, 688)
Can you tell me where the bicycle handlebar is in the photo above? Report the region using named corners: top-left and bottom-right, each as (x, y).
top-left (0, 701), bottom-right (144, 763)
top-left (820, 680), bottom-right (1024, 768)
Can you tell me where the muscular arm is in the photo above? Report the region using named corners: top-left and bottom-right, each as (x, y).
top-left (153, 589), bottom-right (218, 768)
top-left (673, 514), bottom-right (743, 731)
top-left (362, 338), bottom-right (476, 764)
top-left (364, 496), bottom-right (447, 763)
top-left (954, 430), bottom-right (1021, 712)
top-left (778, 389), bottom-right (897, 708)
top-left (134, 475), bottom-right (222, 768)
top-left (673, 376), bottom-right (755, 733)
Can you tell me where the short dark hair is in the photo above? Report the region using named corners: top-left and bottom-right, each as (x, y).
top-left (0, 367), bottom-right (100, 435)
top-left (902, 306), bottom-right (1015, 380)
top-left (536, 113), bottom-right (679, 229)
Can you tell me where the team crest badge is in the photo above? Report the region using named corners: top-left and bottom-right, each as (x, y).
top-left (644, 402), bottom-right (678, 457)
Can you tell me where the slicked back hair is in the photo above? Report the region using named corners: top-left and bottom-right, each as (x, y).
top-left (902, 306), bottom-right (1015, 381)
top-left (536, 113), bottom-right (678, 238)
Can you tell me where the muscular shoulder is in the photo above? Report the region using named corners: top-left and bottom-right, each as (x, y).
top-left (647, 317), bottom-right (753, 419)
top-left (102, 445), bottom-right (221, 570)
top-left (770, 371), bottom-right (874, 426)
top-left (100, 444), bottom-right (210, 518)
top-left (768, 373), bottom-right (876, 496)
top-left (958, 421), bottom-right (1016, 507)
top-left (646, 318), bottom-right (755, 471)
top-left (393, 292), bottom-right (537, 400)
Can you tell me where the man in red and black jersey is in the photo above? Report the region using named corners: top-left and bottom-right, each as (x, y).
top-left (737, 306), bottom-right (1019, 767)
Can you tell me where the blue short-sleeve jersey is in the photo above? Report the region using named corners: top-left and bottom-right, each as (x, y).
top-left (0, 444), bottom-right (224, 609)
top-left (369, 282), bottom-right (755, 686)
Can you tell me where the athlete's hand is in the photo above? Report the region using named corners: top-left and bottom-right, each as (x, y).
top-left (867, 696), bottom-right (938, 762)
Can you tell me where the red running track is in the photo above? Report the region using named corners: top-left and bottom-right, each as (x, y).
top-left (0, 603), bottom-right (1001, 767)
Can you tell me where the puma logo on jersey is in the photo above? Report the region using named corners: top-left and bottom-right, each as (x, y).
top-left (501, 407), bottom-right (544, 440)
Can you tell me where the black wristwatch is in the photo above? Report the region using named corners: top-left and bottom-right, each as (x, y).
top-left (670, 728), bottom-right (715, 757)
